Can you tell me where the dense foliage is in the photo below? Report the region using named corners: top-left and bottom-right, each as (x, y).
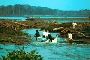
top-left (0, 4), bottom-right (90, 17)
top-left (2, 47), bottom-right (43, 60)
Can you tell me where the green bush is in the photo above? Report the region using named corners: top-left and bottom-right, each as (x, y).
top-left (2, 47), bottom-right (43, 60)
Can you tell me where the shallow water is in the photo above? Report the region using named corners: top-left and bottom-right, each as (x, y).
top-left (0, 42), bottom-right (90, 60)
top-left (0, 28), bottom-right (90, 60)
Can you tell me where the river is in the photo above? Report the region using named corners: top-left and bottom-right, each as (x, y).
top-left (0, 17), bottom-right (90, 60)
top-left (0, 28), bottom-right (90, 60)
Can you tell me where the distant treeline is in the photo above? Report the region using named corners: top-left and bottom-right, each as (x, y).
top-left (0, 4), bottom-right (90, 17)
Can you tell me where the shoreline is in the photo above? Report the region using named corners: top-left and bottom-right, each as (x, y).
top-left (0, 17), bottom-right (90, 21)
top-left (25, 17), bottom-right (90, 21)
top-left (0, 19), bottom-right (90, 44)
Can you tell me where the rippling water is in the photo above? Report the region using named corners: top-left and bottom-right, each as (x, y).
top-left (0, 42), bottom-right (90, 60)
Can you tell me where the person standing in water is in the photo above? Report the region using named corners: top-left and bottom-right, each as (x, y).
top-left (72, 22), bottom-right (77, 29)
top-left (48, 34), bottom-right (53, 42)
top-left (46, 30), bottom-right (50, 37)
top-left (67, 30), bottom-right (73, 44)
top-left (35, 30), bottom-right (40, 41)
top-left (42, 29), bottom-right (47, 38)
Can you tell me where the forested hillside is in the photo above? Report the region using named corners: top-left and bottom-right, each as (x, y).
top-left (0, 4), bottom-right (90, 17)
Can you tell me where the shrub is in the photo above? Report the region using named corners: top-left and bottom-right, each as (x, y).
top-left (2, 47), bottom-right (43, 60)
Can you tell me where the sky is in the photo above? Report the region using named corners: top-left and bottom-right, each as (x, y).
top-left (0, 0), bottom-right (90, 10)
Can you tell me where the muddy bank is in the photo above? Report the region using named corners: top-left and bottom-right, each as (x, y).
top-left (0, 20), bottom-right (49, 45)
top-left (40, 22), bottom-right (90, 44)
top-left (0, 20), bottom-right (90, 44)
top-left (26, 17), bottom-right (90, 21)
top-left (0, 19), bottom-right (21, 21)
top-left (0, 20), bottom-right (49, 30)
top-left (0, 32), bottom-right (31, 45)
top-left (0, 21), bottom-right (30, 45)
top-left (0, 36), bottom-right (31, 45)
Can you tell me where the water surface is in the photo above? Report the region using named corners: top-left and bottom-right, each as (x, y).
top-left (1, 28), bottom-right (90, 60)
top-left (0, 17), bottom-right (90, 60)
top-left (0, 17), bottom-right (90, 23)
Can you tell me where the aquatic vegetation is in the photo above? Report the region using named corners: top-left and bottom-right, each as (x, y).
top-left (0, 28), bottom-right (28, 36)
top-left (2, 47), bottom-right (43, 60)
top-left (0, 26), bottom-right (31, 45)
top-left (0, 37), bottom-right (14, 42)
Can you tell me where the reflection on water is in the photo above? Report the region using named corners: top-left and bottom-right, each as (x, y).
top-left (0, 28), bottom-right (90, 60)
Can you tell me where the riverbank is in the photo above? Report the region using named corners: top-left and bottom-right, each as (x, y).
top-left (0, 19), bottom-right (90, 44)
top-left (0, 17), bottom-right (90, 21)
top-left (40, 22), bottom-right (90, 44)
top-left (0, 20), bottom-right (50, 45)
top-left (26, 17), bottom-right (90, 21)
top-left (0, 21), bottom-right (31, 45)
top-left (0, 18), bottom-right (90, 60)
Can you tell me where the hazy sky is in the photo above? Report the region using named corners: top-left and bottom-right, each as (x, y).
top-left (0, 0), bottom-right (90, 10)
